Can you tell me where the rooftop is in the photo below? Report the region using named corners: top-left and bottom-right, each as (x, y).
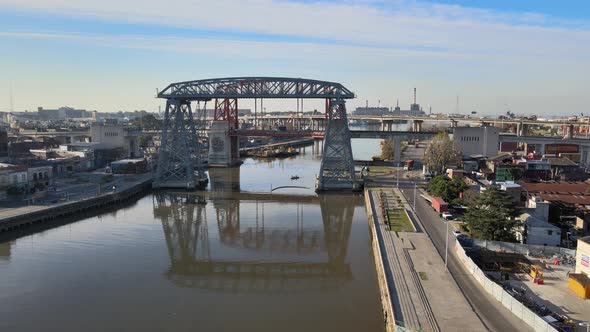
top-left (519, 181), bottom-right (590, 194)
top-left (545, 157), bottom-right (578, 166)
top-left (539, 193), bottom-right (590, 205)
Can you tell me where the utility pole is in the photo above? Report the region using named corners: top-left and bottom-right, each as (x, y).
top-left (396, 163), bottom-right (400, 188)
top-left (445, 219), bottom-right (449, 271)
top-left (413, 182), bottom-right (416, 211)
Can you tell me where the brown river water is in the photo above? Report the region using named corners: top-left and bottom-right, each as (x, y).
top-left (0, 139), bottom-right (385, 332)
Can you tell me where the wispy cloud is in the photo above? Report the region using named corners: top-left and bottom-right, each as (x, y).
top-left (1, 0), bottom-right (589, 59)
top-left (1, 0), bottom-right (589, 114)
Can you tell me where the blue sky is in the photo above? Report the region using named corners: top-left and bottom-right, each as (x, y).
top-left (1, 0), bottom-right (589, 115)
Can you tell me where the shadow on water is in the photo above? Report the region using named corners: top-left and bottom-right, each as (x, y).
top-left (153, 192), bottom-right (356, 293)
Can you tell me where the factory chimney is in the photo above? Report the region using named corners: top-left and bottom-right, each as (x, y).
top-left (413, 88), bottom-right (417, 105)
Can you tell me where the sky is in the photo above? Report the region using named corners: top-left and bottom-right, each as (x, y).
top-left (0, 0), bottom-right (589, 116)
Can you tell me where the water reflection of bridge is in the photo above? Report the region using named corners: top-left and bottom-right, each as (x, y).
top-left (153, 193), bottom-right (354, 293)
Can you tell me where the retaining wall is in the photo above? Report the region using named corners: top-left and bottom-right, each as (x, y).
top-left (471, 239), bottom-right (576, 258)
top-left (364, 189), bottom-right (396, 332)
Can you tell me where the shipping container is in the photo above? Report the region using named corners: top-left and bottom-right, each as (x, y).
top-left (431, 197), bottom-right (448, 214)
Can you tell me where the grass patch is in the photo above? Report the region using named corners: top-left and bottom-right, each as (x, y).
top-left (367, 166), bottom-right (395, 174)
top-left (387, 208), bottom-right (414, 232)
top-left (418, 272), bottom-right (428, 280)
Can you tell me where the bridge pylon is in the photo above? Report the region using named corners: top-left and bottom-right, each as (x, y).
top-left (316, 99), bottom-right (357, 191)
top-left (153, 99), bottom-right (208, 189)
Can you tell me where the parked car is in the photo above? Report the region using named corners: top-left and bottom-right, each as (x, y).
top-left (452, 229), bottom-right (462, 237)
top-left (442, 212), bottom-right (453, 220)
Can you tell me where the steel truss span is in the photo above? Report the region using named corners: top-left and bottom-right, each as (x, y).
top-left (158, 77), bottom-right (355, 100)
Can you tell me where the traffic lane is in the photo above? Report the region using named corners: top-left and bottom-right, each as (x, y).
top-left (402, 188), bottom-right (532, 332)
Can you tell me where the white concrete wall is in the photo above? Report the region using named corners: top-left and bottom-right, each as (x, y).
top-left (575, 239), bottom-right (590, 275)
top-left (527, 226), bottom-right (561, 246)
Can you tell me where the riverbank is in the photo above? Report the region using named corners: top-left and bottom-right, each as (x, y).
top-left (0, 174), bottom-right (152, 233)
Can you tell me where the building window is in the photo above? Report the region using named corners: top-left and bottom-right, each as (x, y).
top-left (33, 173), bottom-right (37, 181)
top-left (21, 174), bottom-right (26, 182)
top-left (548, 230), bottom-right (553, 235)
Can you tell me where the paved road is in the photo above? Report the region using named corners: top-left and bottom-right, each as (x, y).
top-left (400, 186), bottom-right (533, 332)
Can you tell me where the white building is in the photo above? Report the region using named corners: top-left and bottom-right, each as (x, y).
top-left (28, 165), bottom-right (53, 190)
top-left (453, 126), bottom-right (499, 158)
top-left (516, 197), bottom-right (561, 246)
top-left (90, 123), bottom-right (140, 158)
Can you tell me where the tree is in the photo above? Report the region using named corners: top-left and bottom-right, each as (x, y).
top-left (380, 139), bottom-right (395, 160)
top-left (422, 132), bottom-right (462, 175)
top-left (132, 114), bottom-right (162, 130)
top-left (463, 186), bottom-right (521, 242)
top-left (428, 175), bottom-right (468, 203)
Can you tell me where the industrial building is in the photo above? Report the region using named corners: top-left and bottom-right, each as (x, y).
top-left (90, 123), bottom-right (140, 158)
top-left (453, 126), bottom-right (500, 158)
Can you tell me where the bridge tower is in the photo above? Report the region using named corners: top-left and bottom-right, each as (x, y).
top-left (316, 99), bottom-right (357, 191)
top-left (208, 98), bottom-right (241, 167)
top-left (153, 99), bottom-right (207, 189)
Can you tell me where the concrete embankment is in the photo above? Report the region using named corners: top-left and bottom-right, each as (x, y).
top-left (0, 177), bottom-right (152, 233)
top-left (364, 188), bottom-right (396, 332)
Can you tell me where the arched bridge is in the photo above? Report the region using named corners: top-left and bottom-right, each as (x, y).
top-left (158, 77), bottom-right (355, 100)
top-left (155, 77), bottom-right (359, 192)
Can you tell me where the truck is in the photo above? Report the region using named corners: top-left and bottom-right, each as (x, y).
top-left (403, 159), bottom-right (414, 171)
top-left (431, 197), bottom-right (448, 214)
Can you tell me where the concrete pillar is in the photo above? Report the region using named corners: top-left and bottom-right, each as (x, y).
top-left (412, 120), bottom-right (423, 132)
top-left (208, 121), bottom-right (240, 167)
top-left (393, 137), bottom-right (401, 164)
top-left (567, 124), bottom-right (574, 139)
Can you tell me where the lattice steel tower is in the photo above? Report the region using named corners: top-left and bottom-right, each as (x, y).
top-left (316, 99), bottom-right (357, 191)
top-left (153, 99), bottom-right (207, 189)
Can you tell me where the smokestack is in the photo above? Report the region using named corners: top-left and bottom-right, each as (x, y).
top-left (378, 99), bottom-right (381, 108)
top-left (413, 88), bottom-right (416, 105)
top-left (365, 99), bottom-right (368, 108)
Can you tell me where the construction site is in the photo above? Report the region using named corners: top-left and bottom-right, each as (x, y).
top-left (464, 240), bottom-right (590, 332)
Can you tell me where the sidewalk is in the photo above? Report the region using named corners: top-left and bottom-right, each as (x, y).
top-left (370, 188), bottom-right (486, 332)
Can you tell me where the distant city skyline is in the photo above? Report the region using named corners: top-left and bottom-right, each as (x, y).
top-left (1, 0), bottom-right (589, 115)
